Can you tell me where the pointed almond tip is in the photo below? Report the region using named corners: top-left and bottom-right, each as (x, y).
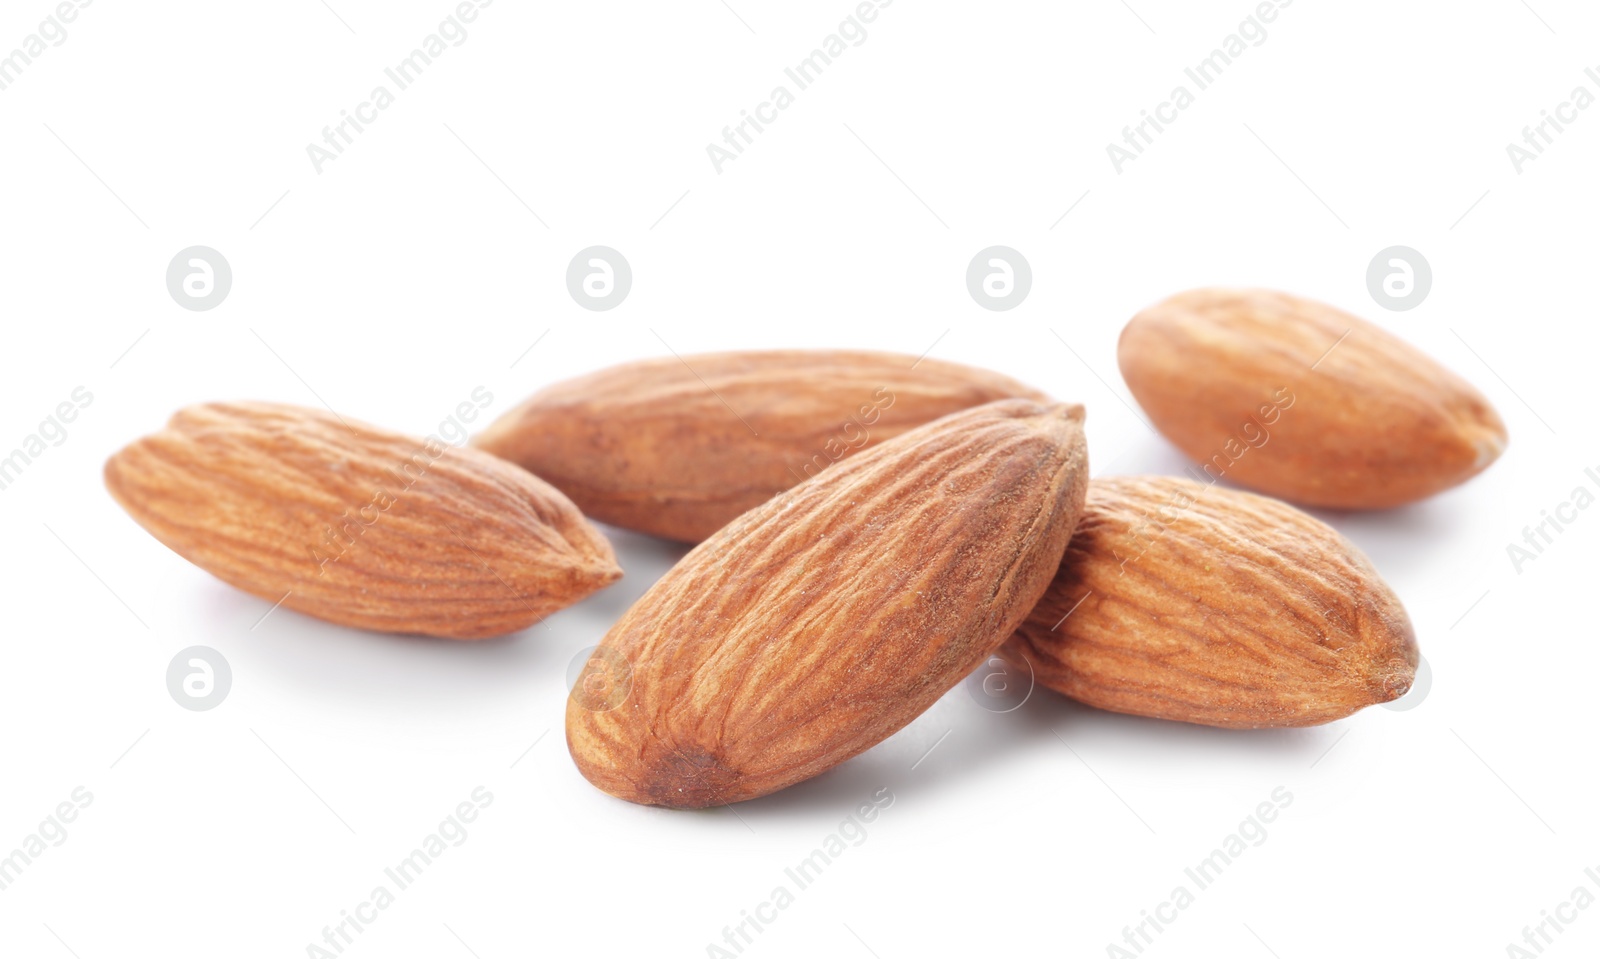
top-left (1027, 400), bottom-right (1085, 421)
top-left (1370, 656), bottom-right (1418, 705)
top-left (1370, 606), bottom-right (1421, 706)
top-left (1472, 425), bottom-right (1508, 471)
top-left (553, 558), bottom-right (624, 608)
top-left (992, 399), bottom-right (1085, 429)
top-left (593, 561), bottom-right (625, 589)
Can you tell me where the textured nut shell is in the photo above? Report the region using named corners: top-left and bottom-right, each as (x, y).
top-left (473, 350), bottom-right (1049, 542)
top-left (105, 402), bottom-right (621, 639)
top-left (566, 399), bottom-right (1089, 807)
top-left (1119, 288), bottom-right (1507, 509)
top-left (1003, 475), bottom-right (1418, 728)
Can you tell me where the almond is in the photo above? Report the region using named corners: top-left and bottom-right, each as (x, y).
top-left (1002, 475), bottom-right (1418, 728)
top-left (566, 399), bottom-right (1089, 807)
top-left (1119, 288), bottom-right (1507, 509)
top-left (473, 350), bottom-right (1047, 542)
top-left (105, 402), bottom-right (621, 639)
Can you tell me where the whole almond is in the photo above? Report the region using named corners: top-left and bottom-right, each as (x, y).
top-left (1002, 475), bottom-right (1418, 728)
top-left (1119, 288), bottom-right (1507, 509)
top-left (473, 350), bottom-right (1047, 542)
top-left (105, 402), bottom-right (621, 639)
top-left (566, 399), bottom-right (1089, 807)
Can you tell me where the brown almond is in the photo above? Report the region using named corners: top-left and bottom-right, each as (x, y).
top-left (1002, 475), bottom-right (1418, 728)
top-left (566, 399), bottom-right (1089, 807)
top-left (105, 402), bottom-right (621, 639)
top-left (473, 350), bottom-right (1048, 542)
top-left (1119, 288), bottom-right (1507, 509)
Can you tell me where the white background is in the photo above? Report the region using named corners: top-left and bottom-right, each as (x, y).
top-left (2, 1), bottom-right (1597, 957)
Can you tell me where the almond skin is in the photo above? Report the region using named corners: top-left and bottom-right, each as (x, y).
top-left (105, 402), bottom-right (621, 639)
top-left (566, 399), bottom-right (1089, 807)
top-left (473, 350), bottom-right (1048, 542)
top-left (1119, 288), bottom-right (1507, 509)
top-left (1002, 475), bottom-right (1418, 729)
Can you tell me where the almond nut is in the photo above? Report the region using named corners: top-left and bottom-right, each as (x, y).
top-left (105, 402), bottom-right (621, 639)
top-left (473, 350), bottom-right (1048, 542)
top-left (1119, 288), bottom-right (1507, 509)
top-left (566, 399), bottom-right (1089, 807)
top-left (1003, 475), bottom-right (1418, 728)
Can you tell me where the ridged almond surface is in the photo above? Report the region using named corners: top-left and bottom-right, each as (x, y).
top-left (566, 399), bottom-right (1089, 807)
top-left (473, 350), bottom-right (1048, 542)
top-left (1002, 475), bottom-right (1418, 728)
top-left (105, 402), bottom-right (621, 639)
top-left (1119, 288), bottom-right (1507, 509)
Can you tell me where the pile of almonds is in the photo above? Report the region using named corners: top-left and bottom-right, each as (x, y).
top-left (107, 289), bottom-right (1506, 808)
